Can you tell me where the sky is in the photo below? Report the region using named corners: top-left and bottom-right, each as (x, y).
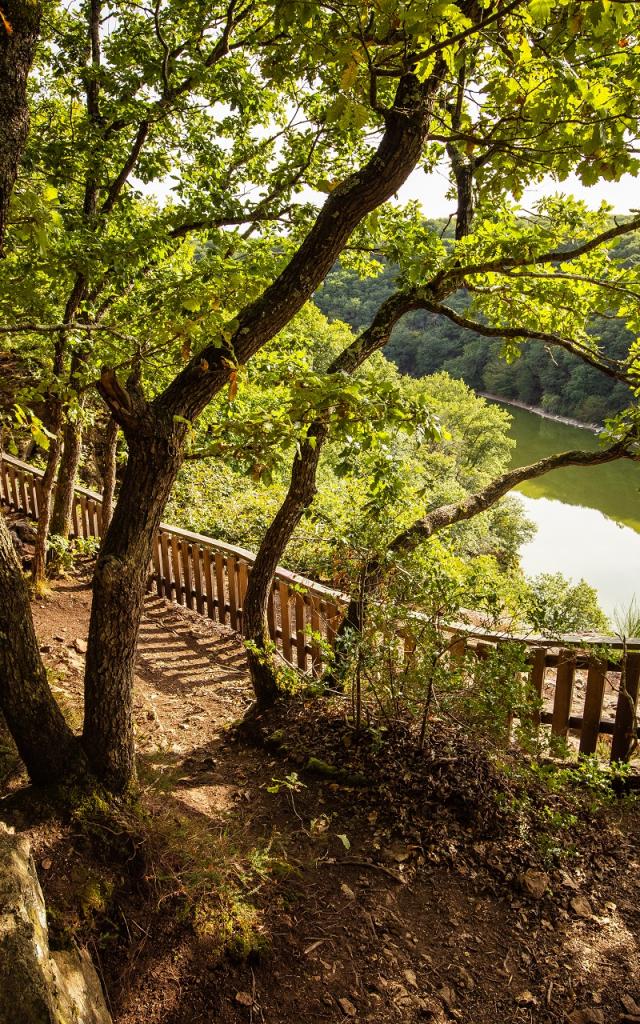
top-left (397, 166), bottom-right (639, 218)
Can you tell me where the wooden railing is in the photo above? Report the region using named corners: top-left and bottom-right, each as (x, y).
top-left (2, 451), bottom-right (639, 761)
top-left (0, 452), bottom-right (346, 677)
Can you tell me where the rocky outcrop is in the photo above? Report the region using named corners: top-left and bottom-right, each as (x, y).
top-left (0, 822), bottom-right (112, 1024)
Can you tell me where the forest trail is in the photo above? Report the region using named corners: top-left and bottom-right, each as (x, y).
top-left (3, 574), bottom-right (640, 1024)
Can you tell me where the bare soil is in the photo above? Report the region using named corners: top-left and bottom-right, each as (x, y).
top-left (2, 574), bottom-right (640, 1024)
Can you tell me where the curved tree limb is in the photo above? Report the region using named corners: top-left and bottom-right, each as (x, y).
top-left (388, 441), bottom-right (636, 557)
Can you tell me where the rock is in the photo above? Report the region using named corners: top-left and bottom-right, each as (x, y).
top-left (73, 638), bottom-right (88, 654)
top-left (0, 823), bottom-right (111, 1024)
top-left (516, 990), bottom-right (538, 1007)
top-left (456, 966), bottom-right (475, 991)
top-left (234, 991), bottom-right (253, 1007)
top-left (570, 896), bottom-right (592, 919)
top-left (338, 996), bottom-right (357, 1016)
top-left (567, 1009), bottom-right (604, 1024)
top-left (437, 985), bottom-right (456, 1009)
top-left (51, 948), bottom-right (112, 1024)
top-left (521, 869), bottom-right (550, 899)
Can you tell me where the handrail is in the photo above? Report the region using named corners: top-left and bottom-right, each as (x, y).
top-left (2, 449), bottom-right (638, 648)
top-left (2, 450), bottom-right (639, 762)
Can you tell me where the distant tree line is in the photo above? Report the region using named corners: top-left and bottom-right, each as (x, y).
top-left (316, 227), bottom-right (639, 425)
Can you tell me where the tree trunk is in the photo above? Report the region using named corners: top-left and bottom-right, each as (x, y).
top-left (243, 424), bottom-right (327, 706)
top-left (82, 424), bottom-right (182, 791)
top-left (50, 417), bottom-right (82, 538)
top-left (0, 0), bottom-right (42, 254)
top-left (98, 416), bottom-right (118, 532)
top-left (86, 69), bottom-right (444, 788)
top-left (31, 423), bottom-right (61, 583)
top-left (0, 510), bottom-right (83, 783)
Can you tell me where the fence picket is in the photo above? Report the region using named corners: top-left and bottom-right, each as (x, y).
top-left (580, 656), bottom-right (607, 756)
top-left (5, 450), bottom-right (640, 761)
top-left (279, 581), bottom-right (292, 662)
top-left (551, 650), bottom-right (576, 739)
top-left (202, 547), bottom-right (215, 618)
top-left (611, 652), bottom-right (640, 762)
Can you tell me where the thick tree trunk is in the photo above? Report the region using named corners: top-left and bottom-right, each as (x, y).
top-left (86, 70), bottom-right (443, 788)
top-left (50, 418), bottom-right (82, 538)
top-left (82, 423), bottom-right (183, 790)
top-left (98, 416), bottom-right (118, 532)
top-left (0, 510), bottom-right (83, 783)
top-left (31, 424), bottom-right (61, 583)
top-left (0, 0), bottom-right (42, 254)
top-left (243, 424), bottom-right (327, 706)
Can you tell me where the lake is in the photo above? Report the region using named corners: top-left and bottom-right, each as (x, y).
top-left (502, 404), bottom-right (640, 619)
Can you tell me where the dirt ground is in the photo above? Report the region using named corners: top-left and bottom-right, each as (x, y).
top-left (2, 574), bottom-right (640, 1024)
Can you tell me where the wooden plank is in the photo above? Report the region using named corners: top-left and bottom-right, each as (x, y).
top-left (87, 498), bottom-right (99, 537)
top-left (228, 554), bottom-right (238, 629)
top-left (95, 501), bottom-right (103, 537)
top-left (19, 471), bottom-right (30, 515)
top-left (551, 650), bottom-right (576, 738)
top-left (295, 593), bottom-right (307, 670)
top-left (325, 601), bottom-right (340, 649)
top-left (279, 580), bottom-right (292, 662)
top-left (267, 585), bottom-right (276, 643)
top-left (7, 465), bottom-right (19, 509)
top-left (0, 458), bottom-right (9, 504)
top-left (159, 532), bottom-right (172, 599)
top-left (310, 597), bottom-right (322, 677)
top-left (580, 656), bottom-right (607, 756)
top-left (78, 494), bottom-right (89, 538)
top-left (529, 647), bottom-right (547, 726)
top-left (71, 499), bottom-right (80, 540)
top-left (151, 534), bottom-right (163, 597)
top-left (170, 534), bottom-right (184, 605)
top-left (215, 551), bottom-right (226, 624)
top-left (611, 652), bottom-right (640, 762)
top-left (181, 540), bottom-right (194, 610)
top-left (191, 544), bottom-right (204, 614)
top-left (202, 548), bottom-right (214, 618)
top-left (28, 475), bottom-right (39, 518)
top-left (237, 560), bottom-right (249, 629)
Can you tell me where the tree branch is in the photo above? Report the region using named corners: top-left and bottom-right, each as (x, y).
top-left (389, 442), bottom-right (637, 557)
top-left (419, 299), bottom-right (630, 383)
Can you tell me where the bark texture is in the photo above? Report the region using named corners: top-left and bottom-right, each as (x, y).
top-left (50, 418), bottom-right (82, 538)
top-left (82, 420), bottom-right (183, 790)
top-left (243, 422), bottom-right (328, 705)
top-left (0, 511), bottom-right (81, 783)
top-left (0, 0), bottom-right (41, 254)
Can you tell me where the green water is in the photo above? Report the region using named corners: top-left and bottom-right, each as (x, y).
top-left (501, 405), bottom-right (640, 617)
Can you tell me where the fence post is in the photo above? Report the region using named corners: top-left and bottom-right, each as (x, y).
top-left (611, 652), bottom-right (640, 762)
top-left (579, 655), bottom-right (607, 756)
top-left (551, 649), bottom-right (576, 739)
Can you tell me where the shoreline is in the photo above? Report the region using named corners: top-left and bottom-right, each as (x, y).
top-left (477, 392), bottom-right (601, 433)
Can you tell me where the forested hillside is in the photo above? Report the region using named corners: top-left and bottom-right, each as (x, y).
top-left (316, 226), bottom-right (639, 424)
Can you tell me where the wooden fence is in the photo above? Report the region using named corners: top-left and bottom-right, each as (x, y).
top-left (2, 451), bottom-right (639, 761)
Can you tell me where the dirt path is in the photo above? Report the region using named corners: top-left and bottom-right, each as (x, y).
top-left (3, 577), bottom-right (640, 1024)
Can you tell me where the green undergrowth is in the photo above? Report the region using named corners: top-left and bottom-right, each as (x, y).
top-left (44, 774), bottom-right (297, 967)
